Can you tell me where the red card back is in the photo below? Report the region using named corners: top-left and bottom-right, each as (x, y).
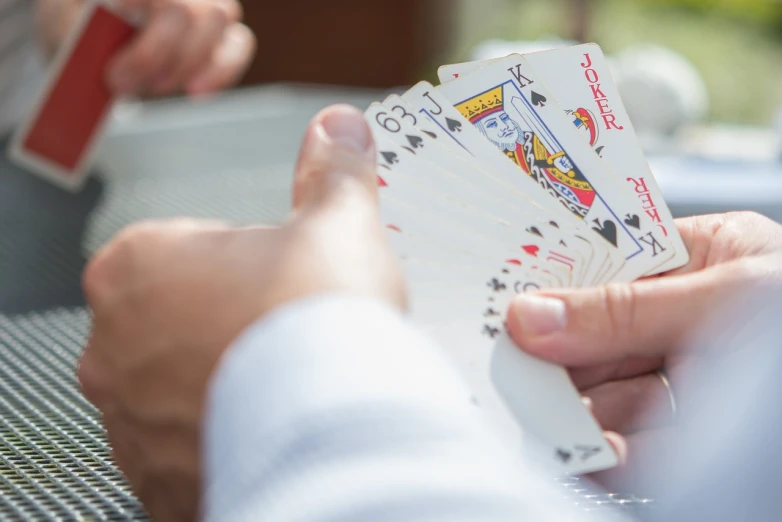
top-left (22, 6), bottom-right (136, 174)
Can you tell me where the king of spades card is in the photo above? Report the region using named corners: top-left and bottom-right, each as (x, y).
top-left (454, 85), bottom-right (598, 221)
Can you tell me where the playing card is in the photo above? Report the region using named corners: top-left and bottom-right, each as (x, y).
top-left (374, 99), bottom-right (605, 285)
top-left (389, 230), bottom-right (616, 474)
top-left (376, 165), bottom-right (573, 284)
top-left (425, 321), bottom-right (617, 476)
top-left (439, 60), bottom-right (490, 84)
top-left (403, 259), bottom-right (560, 325)
top-left (438, 44), bottom-right (690, 275)
top-left (367, 107), bottom-right (587, 284)
top-left (8, 0), bottom-right (138, 191)
top-left (370, 121), bottom-right (617, 474)
top-left (343, 42), bottom-right (691, 477)
top-left (435, 55), bottom-right (675, 281)
top-left (400, 82), bottom-right (627, 283)
top-left (525, 45), bottom-right (688, 274)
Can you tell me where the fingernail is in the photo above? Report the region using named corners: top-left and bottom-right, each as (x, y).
top-left (511, 295), bottom-right (567, 336)
top-left (320, 106), bottom-right (372, 155)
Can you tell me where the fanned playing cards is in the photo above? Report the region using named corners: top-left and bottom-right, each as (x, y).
top-left (11, 21), bottom-right (687, 477)
top-left (366, 43), bottom-right (689, 476)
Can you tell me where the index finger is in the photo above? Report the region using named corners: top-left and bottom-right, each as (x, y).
top-left (507, 261), bottom-right (754, 368)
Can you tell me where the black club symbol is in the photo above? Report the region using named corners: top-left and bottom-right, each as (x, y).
top-left (483, 308), bottom-right (500, 317)
top-left (487, 278), bottom-right (507, 292)
top-left (482, 325), bottom-right (501, 339)
top-left (555, 448), bottom-right (573, 464)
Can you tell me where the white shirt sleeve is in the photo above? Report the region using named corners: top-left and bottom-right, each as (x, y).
top-left (203, 294), bottom-right (598, 522)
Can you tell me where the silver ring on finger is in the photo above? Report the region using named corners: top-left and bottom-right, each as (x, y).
top-left (656, 368), bottom-right (677, 420)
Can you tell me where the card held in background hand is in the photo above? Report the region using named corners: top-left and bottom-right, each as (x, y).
top-left (8, 0), bottom-right (137, 191)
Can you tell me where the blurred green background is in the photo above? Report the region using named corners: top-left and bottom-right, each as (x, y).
top-left (451, 0), bottom-right (782, 125)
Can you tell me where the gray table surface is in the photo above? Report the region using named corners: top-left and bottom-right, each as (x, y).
top-left (0, 84), bottom-right (386, 521)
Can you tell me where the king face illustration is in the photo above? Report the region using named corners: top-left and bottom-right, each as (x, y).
top-left (456, 85), bottom-right (596, 219)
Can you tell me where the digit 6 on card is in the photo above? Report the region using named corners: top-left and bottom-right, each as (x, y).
top-left (8, 0), bottom-right (138, 191)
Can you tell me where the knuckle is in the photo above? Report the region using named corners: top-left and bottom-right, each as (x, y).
top-left (83, 222), bottom-right (160, 304)
top-left (720, 211), bottom-right (772, 240)
top-left (212, 0), bottom-right (243, 22)
top-left (128, 45), bottom-right (161, 72)
top-left (205, 3), bottom-right (231, 27)
top-left (227, 0), bottom-right (243, 21)
top-left (77, 347), bottom-right (113, 409)
top-left (117, 221), bottom-right (160, 249)
top-left (729, 256), bottom-right (765, 283)
top-left (600, 283), bottom-right (638, 340)
top-left (716, 211), bottom-right (779, 257)
top-left (83, 239), bottom-right (130, 306)
top-left (82, 250), bottom-right (112, 306)
top-left (728, 210), bottom-right (769, 226)
top-left (169, 1), bottom-right (198, 25)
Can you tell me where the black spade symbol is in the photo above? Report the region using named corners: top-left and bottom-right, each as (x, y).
top-left (531, 91), bottom-right (547, 107)
top-left (482, 325), bottom-right (501, 339)
top-left (381, 151), bottom-right (398, 165)
top-left (624, 214), bottom-right (641, 230)
top-left (446, 117), bottom-right (463, 132)
top-left (555, 448), bottom-right (572, 464)
top-left (592, 219), bottom-right (618, 247)
top-left (406, 135), bottom-right (424, 149)
top-left (487, 278), bottom-right (507, 292)
top-left (483, 308), bottom-right (500, 317)
top-left (526, 226), bottom-right (543, 237)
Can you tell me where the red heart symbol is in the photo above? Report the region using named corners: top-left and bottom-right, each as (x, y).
top-left (522, 245), bottom-right (540, 257)
top-left (377, 175), bottom-right (388, 187)
top-left (506, 259), bottom-right (522, 266)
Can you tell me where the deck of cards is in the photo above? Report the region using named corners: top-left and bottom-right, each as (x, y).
top-left (365, 45), bottom-right (690, 475)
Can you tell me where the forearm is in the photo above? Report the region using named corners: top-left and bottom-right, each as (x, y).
top-left (203, 295), bottom-right (592, 522)
top-left (34, 0), bottom-right (86, 57)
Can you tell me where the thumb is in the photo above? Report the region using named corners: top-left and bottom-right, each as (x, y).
top-left (506, 261), bottom-right (756, 367)
top-left (291, 104), bottom-right (378, 214)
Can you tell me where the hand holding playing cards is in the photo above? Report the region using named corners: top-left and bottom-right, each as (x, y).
top-left (106, 0), bottom-right (256, 96)
top-left (506, 211), bottom-right (782, 486)
top-left (78, 106), bottom-right (404, 521)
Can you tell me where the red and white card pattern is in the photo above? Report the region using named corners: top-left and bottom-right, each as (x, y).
top-left (363, 44), bottom-right (690, 476)
top-left (8, 0), bottom-right (137, 191)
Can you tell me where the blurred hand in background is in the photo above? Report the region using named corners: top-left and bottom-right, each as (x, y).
top-left (35, 0), bottom-right (256, 97)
